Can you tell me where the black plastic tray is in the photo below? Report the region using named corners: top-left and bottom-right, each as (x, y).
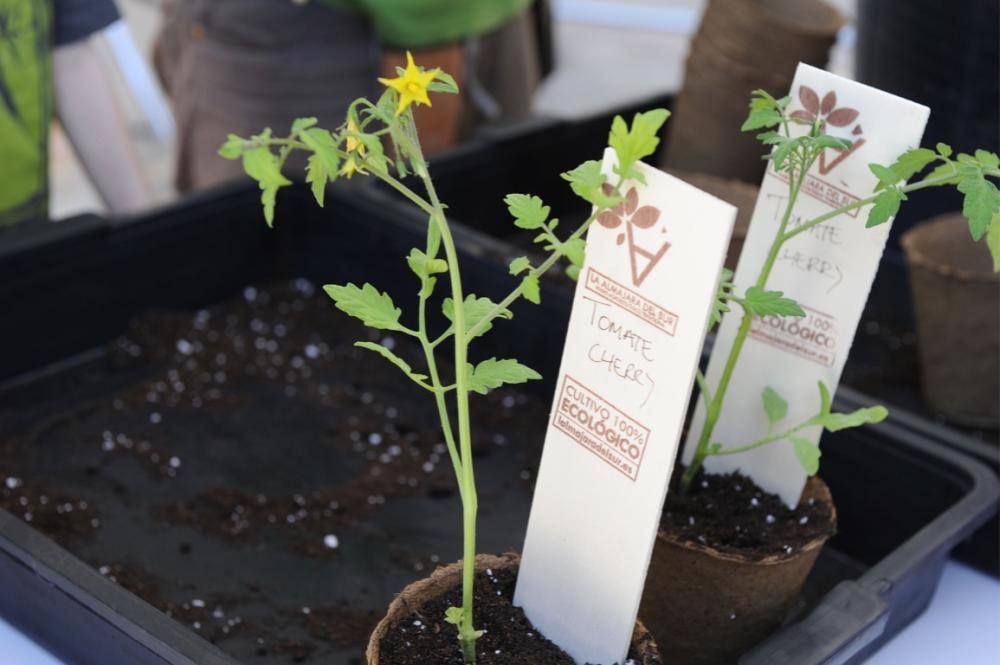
top-left (0, 183), bottom-right (996, 665)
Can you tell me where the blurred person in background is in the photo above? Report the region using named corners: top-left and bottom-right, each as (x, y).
top-left (154, 0), bottom-right (545, 192)
top-left (0, 0), bottom-right (153, 227)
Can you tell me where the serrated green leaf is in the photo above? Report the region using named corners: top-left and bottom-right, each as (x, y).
top-left (291, 117), bottom-right (318, 135)
top-left (301, 128), bottom-right (340, 176)
top-left (561, 160), bottom-right (622, 208)
top-left (509, 256), bottom-right (531, 276)
top-left (358, 133), bottom-right (388, 173)
top-left (355, 341), bottom-right (427, 383)
top-left (868, 163), bottom-right (898, 189)
top-left (958, 173), bottom-right (1000, 240)
top-left (467, 358), bottom-right (541, 395)
top-left (771, 136), bottom-right (806, 170)
top-left (218, 134), bottom-right (247, 160)
top-left (242, 147), bottom-right (290, 188)
top-left (756, 131), bottom-right (786, 146)
top-left (820, 405), bottom-right (888, 432)
top-left (886, 147), bottom-right (937, 184)
top-left (987, 217), bottom-right (1000, 272)
top-left (762, 387), bottom-right (788, 425)
top-left (260, 186), bottom-right (280, 227)
top-left (323, 283), bottom-right (404, 331)
top-left (791, 436), bottom-right (821, 476)
top-left (974, 149), bottom-right (1000, 169)
top-left (924, 160), bottom-right (962, 185)
top-left (936, 143), bottom-right (953, 158)
top-left (810, 135), bottom-right (853, 151)
top-left (305, 154), bottom-right (328, 207)
top-left (443, 295), bottom-right (511, 339)
top-left (428, 71), bottom-right (459, 94)
top-left (866, 188), bottom-right (905, 228)
top-left (609, 109), bottom-right (670, 177)
top-left (505, 194), bottom-right (550, 230)
top-left (742, 286), bottom-right (806, 317)
top-left (742, 107), bottom-right (782, 132)
top-left (522, 273), bottom-right (541, 305)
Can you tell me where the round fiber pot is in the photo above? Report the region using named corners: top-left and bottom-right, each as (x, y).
top-left (901, 214), bottom-right (1000, 427)
top-left (671, 171), bottom-right (760, 270)
top-left (640, 477), bottom-right (835, 665)
top-left (368, 553), bottom-right (662, 665)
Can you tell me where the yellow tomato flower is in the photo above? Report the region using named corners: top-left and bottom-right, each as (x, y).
top-left (378, 51), bottom-right (440, 116)
top-left (340, 156), bottom-right (365, 179)
top-left (345, 118), bottom-right (366, 156)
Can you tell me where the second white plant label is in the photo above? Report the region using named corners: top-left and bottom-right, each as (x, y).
top-left (515, 149), bottom-right (735, 665)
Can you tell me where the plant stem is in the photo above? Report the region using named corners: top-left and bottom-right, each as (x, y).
top-left (681, 148), bottom-right (814, 492)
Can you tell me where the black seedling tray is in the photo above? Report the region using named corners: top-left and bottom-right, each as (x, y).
top-left (363, 111), bottom-right (1000, 575)
top-left (0, 182), bottom-right (996, 665)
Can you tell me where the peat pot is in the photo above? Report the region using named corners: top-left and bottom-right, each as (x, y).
top-left (366, 553), bottom-right (661, 665)
top-left (901, 213), bottom-right (1000, 428)
top-left (641, 477), bottom-right (836, 665)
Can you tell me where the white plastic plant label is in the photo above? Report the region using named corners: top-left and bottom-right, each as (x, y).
top-left (684, 64), bottom-right (930, 507)
top-left (515, 149), bottom-right (735, 665)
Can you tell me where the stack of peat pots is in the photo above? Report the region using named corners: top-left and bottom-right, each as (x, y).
top-left (663, 0), bottom-right (845, 183)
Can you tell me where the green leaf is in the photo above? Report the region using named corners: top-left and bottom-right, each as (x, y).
top-left (885, 147), bottom-right (937, 184)
top-left (442, 295), bottom-right (511, 339)
top-left (305, 154), bottom-right (328, 207)
top-left (562, 238), bottom-right (586, 269)
top-left (756, 131), bottom-right (786, 146)
top-left (771, 136), bottom-right (807, 170)
top-left (428, 71), bottom-right (460, 94)
top-left (444, 606), bottom-right (463, 626)
top-left (710, 268), bottom-right (735, 328)
top-left (242, 146), bottom-right (289, 188)
top-left (791, 436), bottom-right (822, 476)
top-left (986, 217), bottom-right (1000, 272)
top-left (509, 256), bottom-right (532, 276)
top-left (566, 264), bottom-right (581, 281)
top-left (561, 160), bottom-right (622, 208)
top-left (809, 135), bottom-right (853, 151)
top-left (260, 186), bottom-right (280, 227)
top-left (974, 149), bottom-right (1000, 169)
top-left (742, 107), bottom-right (782, 132)
top-left (323, 283), bottom-right (404, 331)
top-left (291, 117), bottom-right (318, 135)
top-left (354, 342), bottom-right (427, 383)
top-left (819, 405), bottom-right (889, 432)
top-left (958, 173), bottom-right (1000, 240)
top-left (505, 194), bottom-right (550, 230)
top-left (301, 128), bottom-right (340, 182)
top-left (467, 358), bottom-right (541, 395)
top-left (865, 188), bottom-right (905, 228)
top-left (817, 381), bottom-right (832, 416)
top-left (762, 387), bottom-right (788, 425)
top-left (936, 143), bottom-right (953, 158)
top-left (358, 133), bottom-right (388, 173)
top-left (741, 286), bottom-right (806, 317)
top-left (924, 161), bottom-right (962, 185)
top-left (218, 134), bottom-right (247, 160)
top-left (609, 109), bottom-right (670, 179)
top-left (869, 163), bottom-right (898, 189)
top-left (521, 273), bottom-right (541, 305)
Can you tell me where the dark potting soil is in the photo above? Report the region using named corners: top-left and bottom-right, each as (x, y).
top-left (0, 280), bottom-right (552, 665)
top-left (378, 566), bottom-right (645, 665)
top-left (661, 470), bottom-right (836, 559)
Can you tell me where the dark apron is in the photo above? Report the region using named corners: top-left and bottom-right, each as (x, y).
top-left (154, 0), bottom-right (380, 192)
top-left (0, 0), bottom-right (52, 227)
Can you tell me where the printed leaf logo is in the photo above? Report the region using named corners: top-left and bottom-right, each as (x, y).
top-left (597, 186), bottom-right (669, 287)
top-left (791, 86), bottom-right (867, 176)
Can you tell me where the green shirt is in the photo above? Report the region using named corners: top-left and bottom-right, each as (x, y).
top-left (320, 0), bottom-right (531, 49)
top-left (0, 0), bottom-right (52, 227)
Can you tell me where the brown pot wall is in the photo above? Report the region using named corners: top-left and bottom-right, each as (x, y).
top-left (901, 214), bottom-right (1000, 427)
top-left (367, 553), bottom-right (662, 665)
top-left (640, 477), bottom-right (836, 665)
top-left (663, 0), bottom-right (844, 183)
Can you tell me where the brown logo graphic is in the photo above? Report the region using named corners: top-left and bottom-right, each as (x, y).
top-left (553, 375), bottom-right (650, 482)
top-left (790, 86), bottom-right (867, 176)
top-left (598, 186), bottom-right (669, 287)
top-left (769, 86), bottom-right (866, 213)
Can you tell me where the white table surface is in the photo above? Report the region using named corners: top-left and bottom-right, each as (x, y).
top-left (2, 560), bottom-right (998, 665)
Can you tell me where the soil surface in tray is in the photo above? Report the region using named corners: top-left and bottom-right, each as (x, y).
top-left (662, 470), bottom-right (836, 559)
top-left (378, 567), bottom-right (644, 665)
top-left (0, 280), bottom-right (552, 665)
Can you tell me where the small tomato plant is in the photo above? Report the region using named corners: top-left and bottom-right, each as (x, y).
top-left (681, 88), bottom-right (1000, 492)
top-left (219, 53), bottom-right (670, 664)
